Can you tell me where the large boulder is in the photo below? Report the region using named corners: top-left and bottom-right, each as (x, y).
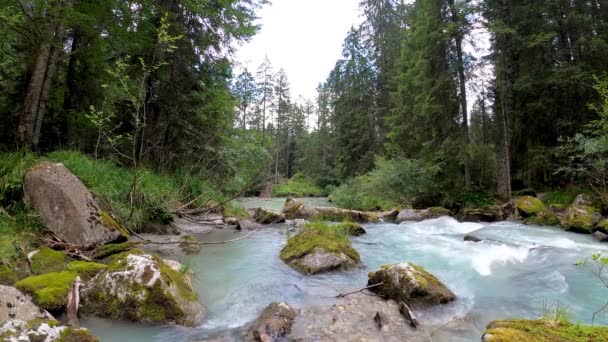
top-left (395, 209), bottom-right (427, 223)
top-left (367, 263), bottom-right (455, 307)
top-left (24, 162), bottom-right (125, 249)
top-left (282, 198), bottom-right (378, 223)
top-left (0, 285), bottom-right (52, 323)
top-left (379, 209), bottom-right (400, 223)
top-left (0, 319), bottom-right (97, 342)
top-left (559, 205), bottom-right (601, 233)
top-left (460, 206), bottom-right (503, 222)
top-left (246, 302), bottom-right (296, 342)
top-left (252, 208), bottom-right (286, 224)
top-left (593, 231), bottom-right (608, 242)
top-left (81, 251), bottom-right (205, 326)
top-left (514, 196), bottom-right (544, 218)
top-left (237, 220), bottom-right (264, 231)
top-left (279, 224), bottom-right (361, 274)
top-left (482, 319), bottom-right (608, 342)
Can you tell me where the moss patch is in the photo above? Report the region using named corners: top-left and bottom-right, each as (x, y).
top-left (0, 264), bottom-right (18, 285)
top-left (29, 247), bottom-right (67, 275)
top-left (525, 208), bottom-right (560, 226)
top-left (154, 255), bottom-right (197, 302)
top-left (15, 271), bottom-right (77, 311)
top-left (484, 319), bottom-right (608, 342)
top-left (66, 261), bottom-right (107, 280)
top-left (91, 241), bottom-right (141, 260)
top-left (560, 205), bottom-right (598, 233)
top-left (57, 328), bottom-right (99, 342)
top-left (597, 218), bottom-right (608, 233)
top-left (100, 211), bottom-right (130, 238)
top-left (515, 196), bottom-right (545, 218)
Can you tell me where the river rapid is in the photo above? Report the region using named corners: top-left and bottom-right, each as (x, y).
top-left (82, 198), bottom-right (608, 341)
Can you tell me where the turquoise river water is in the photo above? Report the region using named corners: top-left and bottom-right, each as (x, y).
top-left (81, 198), bottom-right (608, 341)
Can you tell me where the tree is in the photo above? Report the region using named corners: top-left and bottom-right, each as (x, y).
top-left (256, 56), bottom-right (275, 142)
top-left (233, 68), bottom-right (257, 129)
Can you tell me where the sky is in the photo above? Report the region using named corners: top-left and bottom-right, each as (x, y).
top-left (234, 0), bottom-right (363, 101)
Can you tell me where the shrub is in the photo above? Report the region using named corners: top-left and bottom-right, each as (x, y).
top-left (272, 173), bottom-right (327, 197)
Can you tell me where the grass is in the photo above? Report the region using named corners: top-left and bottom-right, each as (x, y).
top-left (272, 173), bottom-right (327, 197)
top-left (542, 187), bottom-right (590, 206)
top-left (484, 319), bottom-right (608, 342)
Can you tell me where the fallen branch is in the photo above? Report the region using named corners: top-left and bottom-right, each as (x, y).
top-left (66, 276), bottom-right (82, 328)
top-left (399, 301), bottom-right (419, 328)
top-left (335, 282), bottom-right (384, 298)
top-left (33, 234), bottom-right (92, 261)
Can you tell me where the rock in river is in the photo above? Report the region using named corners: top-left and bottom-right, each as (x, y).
top-left (282, 198), bottom-right (378, 223)
top-left (367, 263), bottom-right (455, 307)
top-left (593, 231), bottom-right (608, 242)
top-left (279, 224), bottom-right (361, 274)
top-left (237, 219), bottom-right (264, 231)
top-left (252, 208), bottom-right (286, 224)
top-left (24, 162), bottom-right (126, 249)
top-left (81, 251), bottom-right (205, 327)
top-left (246, 302), bottom-right (296, 342)
top-left (0, 319), bottom-right (97, 342)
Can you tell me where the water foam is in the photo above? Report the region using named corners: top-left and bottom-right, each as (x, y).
top-left (472, 244), bottom-right (530, 276)
top-left (403, 216), bottom-right (484, 235)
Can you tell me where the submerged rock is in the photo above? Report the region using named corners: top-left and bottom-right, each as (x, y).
top-left (81, 251), bottom-right (205, 326)
top-left (252, 208), bottom-right (286, 224)
top-left (279, 224), bottom-right (360, 274)
top-left (593, 231), bottom-right (608, 242)
top-left (0, 285), bottom-right (52, 323)
top-left (464, 235), bottom-right (482, 242)
top-left (482, 319), bottom-right (608, 342)
top-left (282, 198), bottom-right (378, 223)
top-left (0, 319), bottom-right (97, 342)
top-left (246, 302), bottom-right (296, 342)
top-left (24, 162), bottom-right (125, 249)
top-left (367, 263), bottom-right (455, 307)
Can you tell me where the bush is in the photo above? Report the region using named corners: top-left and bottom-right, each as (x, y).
top-left (272, 173), bottom-right (327, 197)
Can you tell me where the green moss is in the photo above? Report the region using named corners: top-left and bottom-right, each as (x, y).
top-left (560, 205), bottom-right (598, 233)
top-left (549, 204), bottom-right (567, 211)
top-left (91, 242), bottom-right (141, 260)
top-left (222, 204), bottom-right (251, 219)
top-left (138, 282), bottom-right (186, 323)
top-left (29, 247), bottom-right (67, 275)
top-left (66, 261), bottom-right (107, 280)
top-left (100, 211), bottom-right (130, 238)
top-left (484, 319), bottom-right (608, 342)
top-left (525, 208), bottom-right (560, 226)
top-left (0, 264), bottom-right (18, 285)
top-left (280, 222), bottom-right (360, 270)
top-left (334, 222), bottom-right (366, 236)
top-left (154, 255), bottom-right (197, 302)
top-left (515, 196), bottom-right (545, 217)
top-left (597, 218), bottom-right (608, 233)
top-left (25, 318), bottom-right (59, 330)
top-left (15, 271), bottom-right (77, 311)
top-left (57, 328), bottom-right (99, 342)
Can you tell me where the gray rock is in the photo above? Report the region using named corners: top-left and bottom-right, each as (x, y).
top-left (395, 209), bottom-right (427, 223)
top-left (460, 206), bottom-right (503, 222)
top-left (573, 194), bottom-right (593, 207)
top-left (291, 247), bottom-right (359, 275)
top-left (0, 319), bottom-right (96, 341)
top-left (252, 208), bottom-right (286, 224)
top-left (24, 162), bottom-right (122, 249)
top-left (282, 198), bottom-right (378, 223)
top-left (0, 285), bottom-right (52, 323)
top-left (81, 252), bottom-right (205, 327)
top-left (246, 302), bottom-right (296, 342)
top-left (367, 263), bottom-right (455, 307)
top-left (237, 220), bottom-right (264, 231)
top-left (464, 235), bottom-right (482, 242)
top-left (380, 209), bottom-right (400, 222)
top-left (593, 231), bottom-right (608, 242)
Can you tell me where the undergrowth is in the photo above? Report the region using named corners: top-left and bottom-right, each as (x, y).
top-left (272, 173), bottom-right (327, 197)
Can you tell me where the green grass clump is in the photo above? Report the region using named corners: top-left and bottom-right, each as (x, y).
top-left (280, 222), bottom-right (360, 264)
top-left (542, 188), bottom-right (590, 206)
top-left (334, 221), bottom-right (366, 236)
top-left (15, 271), bottom-right (77, 311)
top-left (0, 150), bottom-right (39, 204)
top-left (0, 205), bottom-right (44, 270)
top-left (30, 247), bottom-right (66, 275)
top-left (272, 173), bottom-right (327, 197)
top-left (483, 319), bottom-right (608, 342)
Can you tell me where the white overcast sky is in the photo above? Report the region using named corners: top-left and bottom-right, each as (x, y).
top-left (234, 0), bottom-right (363, 101)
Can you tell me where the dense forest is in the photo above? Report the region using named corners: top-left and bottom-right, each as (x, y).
top-left (2, 0), bottom-right (608, 215)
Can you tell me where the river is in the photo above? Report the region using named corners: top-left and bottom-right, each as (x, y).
top-left (81, 198), bottom-right (608, 341)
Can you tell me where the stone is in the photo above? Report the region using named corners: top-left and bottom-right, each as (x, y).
top-left (246, 302), bottom-right (296, 342)
top-left (252, 208), bottom-right (286, 224)
top-left (282, 198), bottom-right (378, 223)
top-left (464, 235), bottom-right (482, 242)
top-left (514, 196), bottom-right (544, 218)
top-left (367, 263), bottom-right (455, 307)
top-left (460, 206), bottom-right (503, 222)
top-left (334, 222), bottom-right (366, 236)
top-left (24, 162), bottom-right (124, 249)
top-left (81, 251), bottom-right (205, 327)
top-left (573, 194), bottom-right (593, 207)
top-left (559, 205), bottom-right (601, 234)
top-left (0, 319), bottom-right (97, 342)
top-left (0, 285), bottom-right (52, 323)
top-left (237, 220), bottom-right (264, 231)
top-left (291, 219), bottom-right (309, 228)
top-left (593, 231), bottom-right (608, 242)
top-left (379, 209), bottom-right (400, 223)
top-left (395, 209), bottom-right (427, 223)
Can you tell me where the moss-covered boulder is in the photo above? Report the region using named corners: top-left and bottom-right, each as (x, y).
top-left (282, 198), bottom-right (378, 223)
top-left (460, 206), bottom-right (503, 222)
top-left (81, 251), bottom-right (205, 326)
top-left (524, 208), bottom-right (559, 226)
top-left (559, 205), bottom-right (601, 233)
top-left (29, 247), bottom-right (67, 275)
top-left (482, 319), bottom-right (608, 342)
top-left (334, 222), bottom-right (366, 236)
top-left (15, 261), bottom-right (108, 311)
top-left (252, 207), bottom-right (286, 224)
top-left (0, 318), bottom-right (98, 342)
top-left (425, 207), bottom-right (453, 219)
top-left (279, 223), bottom-right (361, 274)
top-left (515, 196), bottom-right (544, 218)
top-left (91, 241), bottom-right (142, 260)
top-left (597, 218), bottom-right (608, 233)
top-left (367, 263), bottom-right (455, 307)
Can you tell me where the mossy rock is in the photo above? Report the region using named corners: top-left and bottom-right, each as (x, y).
top-left (515, 196), bottom-right (545, 218)
top-left (58, 327), bottom-right (99, 342)
top-left (30, 247), bottom-right (67, 275)
top-left (334, 222), bottom-right (366, 236)
top-left (549, 203), bottom-right (567, 212)
top-left (482, 319), bottom-right (608, 342)
top-left (66, 261), bottom-right (107, 280)
top-left (426, 207), bottom-right (453, 218)
top-left (15, 271), bottom-right (77, 311)
top-left (81, 252), bottom-right (204, 326)
top-left (597, 218), bottom-right (608, 233)
top-left (280, 223), bottom-right (360, 274)
top-left (100, 211), bottom-right (130, 239)
top-left (0, 318), bottom-right (98, 342)
top-left (367, 263), bottom-right (455, 308)
top-left (460, 206), bottom-right (502, 222)
top-left (559, 205), bottom-right (600, 234)
top-left (525, 208), bottom-right (559, 226)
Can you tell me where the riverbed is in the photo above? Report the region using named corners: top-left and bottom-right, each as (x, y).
top-left (82, 199), bottom-right (608, 341)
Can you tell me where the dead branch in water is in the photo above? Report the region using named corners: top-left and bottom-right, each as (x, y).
top-left (399, 301), bottom-right (419, 328)
top-left (334, 282), bottom-right (384, 298)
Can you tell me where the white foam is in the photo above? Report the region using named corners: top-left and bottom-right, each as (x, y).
top-left (472, 244), bottom-right (530, 276)
top-left (403, 216), bottom-right (484, 235)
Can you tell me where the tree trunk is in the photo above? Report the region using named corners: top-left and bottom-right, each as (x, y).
top-left (33, 45), bottom-right (60, 147)
top-left (497, 0), bottom-right (515, 202)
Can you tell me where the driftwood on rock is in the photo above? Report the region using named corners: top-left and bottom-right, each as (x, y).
top-left (67, 276), bottom-right (83, 328)
top-left (399, 301), bottom-right (419, 328)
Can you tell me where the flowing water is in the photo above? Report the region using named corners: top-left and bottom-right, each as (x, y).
top-left (82, 198), bottom-right (608, 341)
